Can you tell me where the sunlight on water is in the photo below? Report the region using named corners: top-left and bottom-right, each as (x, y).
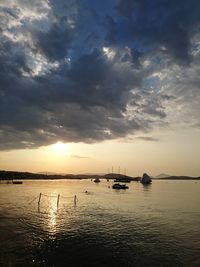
top-left (47, 195), bottom-right (58, 233)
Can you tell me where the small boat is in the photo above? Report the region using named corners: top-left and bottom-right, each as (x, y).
top-left (140, 173), bottom-right (152, 184)
top-left (12, 180), bottom-right (23, 184)
top-left (112, 183), bottom-right (129, 189)
top-left (93, 178), bottom-right (101, 183)
top-left (114, 177), bottom-right (131, 183)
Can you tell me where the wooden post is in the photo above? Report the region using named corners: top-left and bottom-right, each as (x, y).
top-left (57, 194), bottom-right (60, 209)
top-left (38, 193), bottom-right (42, 206)
top-left (74, 195), bottom-right (77, 205)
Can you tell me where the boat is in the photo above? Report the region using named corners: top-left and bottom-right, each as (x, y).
top-left (140, 173), bottom-right (152, 184)
top-left (12, 180), bottom-right (23, 184)
top-left (112, 183), bottom-right (129, 189)
top-left (93, 178), bottom-right (101, 183)
top-left (114, 177), bottom-right (131, 183)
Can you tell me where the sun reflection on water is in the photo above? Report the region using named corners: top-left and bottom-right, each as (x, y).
top-left (46, 193), bottom-right (59, 234)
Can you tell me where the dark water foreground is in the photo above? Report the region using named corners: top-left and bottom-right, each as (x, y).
top-left (0, 180), bottom-right (199, 267)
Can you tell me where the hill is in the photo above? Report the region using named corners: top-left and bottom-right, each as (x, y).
top-left (156, 173), bottom-right (171, 178)
top-left (154, 175), bottom-right (200, 180)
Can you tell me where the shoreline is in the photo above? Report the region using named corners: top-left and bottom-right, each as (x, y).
top-left (0, 170), bottom-right (199, 181)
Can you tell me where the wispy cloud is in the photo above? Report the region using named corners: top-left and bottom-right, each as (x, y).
top-left (136, 136), bottom-right (159, 142)
top-left (70, 154), bottom-right (90, 159)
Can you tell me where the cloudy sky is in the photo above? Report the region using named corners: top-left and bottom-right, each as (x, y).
top-left (0, 0), bottom-right (200, 176)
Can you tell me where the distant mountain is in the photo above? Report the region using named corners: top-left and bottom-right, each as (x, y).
top-left (156, 173), bottom-right (171, 178)
top-left (37, 172), bottom-right (58, 175)
top-left (155, 174), bottom-right (200, 180)
top-left (37, 171), bottom-right (71, 175)
top-left (80, 173), bottom-right (105, 176)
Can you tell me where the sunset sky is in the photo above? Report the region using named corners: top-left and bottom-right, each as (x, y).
top-left (0, 0), bottom-right (200, 176)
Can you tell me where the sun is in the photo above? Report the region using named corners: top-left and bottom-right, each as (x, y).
top-left (45, 141), bottom-right (71, 157)
top-left (52, 141), bottom-right (68, 154)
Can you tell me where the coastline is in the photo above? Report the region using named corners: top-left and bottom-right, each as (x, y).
top-left (0, 170), bottom-right (199, 181)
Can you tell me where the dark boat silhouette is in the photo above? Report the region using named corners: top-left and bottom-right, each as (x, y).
top-left (12, 180), bottom-right (23, 184)
top-left (140, 173), bottom-right (152, 184)
top-left (114, 177), bottom-right (131, 183)
top-left (112, 183), bottom-right (129, 189)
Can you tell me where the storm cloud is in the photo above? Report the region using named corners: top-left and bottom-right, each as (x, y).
top-left (0, 0), bottom-right (200, 150)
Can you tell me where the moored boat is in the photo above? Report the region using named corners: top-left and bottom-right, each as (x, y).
top-left (114, 177), bottom-right (131, 183)
top-left (140, 173), bottom-right (152, 184)
top-left (112, 183), bottom-right (129, 189)
top-left (94, 178), bottom-right (101, 183)
top-left (12, 180), bottom-right (23, 184)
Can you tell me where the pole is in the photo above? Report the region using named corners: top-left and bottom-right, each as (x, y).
top-left (74, 195), bottom-right (77, 205)
top-left (38, 193), bottom-right (42, 206)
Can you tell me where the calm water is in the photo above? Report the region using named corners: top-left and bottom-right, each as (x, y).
top-left (0, 179), bottom-right (199, 267)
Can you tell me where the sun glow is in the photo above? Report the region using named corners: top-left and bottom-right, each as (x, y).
top-left (52, 142), bottom-right (69, 154)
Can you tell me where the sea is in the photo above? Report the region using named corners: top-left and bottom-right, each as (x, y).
top-left (0, 179), bottom-right (199, 267)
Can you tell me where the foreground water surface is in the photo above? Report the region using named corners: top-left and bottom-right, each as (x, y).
top-left (0, 179), bottom-right (199, 267)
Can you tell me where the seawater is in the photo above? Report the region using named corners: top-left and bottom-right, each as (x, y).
top-left (0, 179), bottom-right (199, 267)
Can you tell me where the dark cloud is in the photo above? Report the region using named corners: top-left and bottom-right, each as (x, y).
top-left (0, 0), bottom-right (199, 150)
top-left (115, 0), bottom-right (200, 63)
top-left (104, 16), bottom-right (117, 45)
top-left (33, 23), bottom-right (74, 61)
top-left (0, 40), bottom-right (30, 77)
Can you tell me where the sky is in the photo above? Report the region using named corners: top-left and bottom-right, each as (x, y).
top-left (0, 0), bottom-right (200, 177)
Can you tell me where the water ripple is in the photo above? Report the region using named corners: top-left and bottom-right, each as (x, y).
top-left (0, 180), bottom-right (200, 267)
